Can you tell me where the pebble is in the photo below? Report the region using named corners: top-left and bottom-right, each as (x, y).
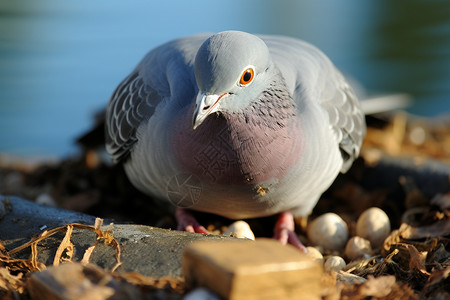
top-left (307, 213), bottom-right (349, 251)
top-left (324, 256), bottom-right (346, 272)
top-left (223, 220), bottom-right (255, 240)
top-left (184, 288), bottom-right (221, 300)
top-left (345, 236), bottom-right (372, 260)
top-left (36, 193), bottom-right (57, 207)
top-left (356, 207), bottom-right (391, 248)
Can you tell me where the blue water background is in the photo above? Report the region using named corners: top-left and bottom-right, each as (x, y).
top-left (1, 0), bottom-right (449, 158)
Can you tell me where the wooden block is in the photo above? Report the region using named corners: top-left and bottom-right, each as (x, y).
top-left (183, 238), bottom-right (323, 300)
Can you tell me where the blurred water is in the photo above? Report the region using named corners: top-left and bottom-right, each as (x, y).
top-left (1, 0), bottom-right (449, 158)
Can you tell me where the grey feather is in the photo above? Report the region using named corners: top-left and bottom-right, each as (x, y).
top-left (260, 35), bottom-right (365, 173)
top-left (105, 35), bottom-right (208, 163)
top-left (105, 72), bottom-right (157, 162)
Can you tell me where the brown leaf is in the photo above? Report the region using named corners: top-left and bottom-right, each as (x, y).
top-left (423, 267), bottom-right (450, 289)
top-left (340, 274), bottom-right (418, 300)
top-left (383, 220), bottom-right (450, 256)
top-left (382, 223), bottom-right (408, 255)
top-left (0, 267), bottom-right (26, 294)
top-left (0, 252), bottom-right (44, 274)
top-left (421, 267), bottom-right (450, 298)
top-left (406, 244), bottom-right (429, 276)
top-left (358, 275), bottom-right (396, 297)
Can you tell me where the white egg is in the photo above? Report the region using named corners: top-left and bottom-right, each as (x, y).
top-left (345, 236), bottom-right (372, 260)
top-left (307, 213), bottom-right (349, 251)
top-left (324, 256), bottom-right (346, 272)
top-left (356, 207), bottom-right (391, 248)
top-left (223, 220), bottom-right (255, 240)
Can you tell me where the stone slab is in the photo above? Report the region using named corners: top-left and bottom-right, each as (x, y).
top-left (0, 196), bottom-right (233, 278)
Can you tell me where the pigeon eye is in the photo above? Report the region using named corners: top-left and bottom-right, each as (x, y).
top-left (239, 67), bottom-right (255, 85)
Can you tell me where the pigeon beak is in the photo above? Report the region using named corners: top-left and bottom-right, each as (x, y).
top-left (192, 92), bottom-right (228, 130)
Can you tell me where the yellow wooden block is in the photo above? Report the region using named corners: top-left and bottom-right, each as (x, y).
top-left (183, 238), bottom-right (323, 300)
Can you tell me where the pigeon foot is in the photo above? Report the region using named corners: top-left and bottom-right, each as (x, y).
top-left (273, 212), bottom-right (307, 252)
top-left (175, 207), bottom-right (209, 234)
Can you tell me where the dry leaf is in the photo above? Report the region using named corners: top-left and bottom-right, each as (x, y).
top-left (382, 224), bottom-right (407, 254)
top-left (358, 275), bottom-right (396, 297)
top-left (406, 244), bottom-right (429, 275)
top-left (383, 220), bottom-right (450, 256)
top-left (340, 274), bottom-right (418, 300)
top-left (0, 267), bottom-right (26, 294)
top-left (423, 267), bottom-right (450, 290)
top-left (420, 267), bottom-right (450, 299)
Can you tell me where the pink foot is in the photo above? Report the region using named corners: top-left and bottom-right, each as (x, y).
top-left (273, 212), bottom-right (307, 252)
top-left (175, 208), bottom-right (209, 234)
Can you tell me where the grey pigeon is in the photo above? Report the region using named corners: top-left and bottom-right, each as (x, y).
top-left (105, 31), bottom-right (366, 250)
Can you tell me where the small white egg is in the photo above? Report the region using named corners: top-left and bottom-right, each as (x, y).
top-left (324, 256), bottom-right (346, 272)
top-left (223, 220), bottom-right (255, 240)
top-left (345, 236), bottom-right (372, 260)
top-left (307, 213), bottom-right (349, 251)
top-left (356, 207), bottom-right (391, 248)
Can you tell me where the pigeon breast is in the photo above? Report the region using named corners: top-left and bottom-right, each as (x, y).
top-left (172, 73), bottom-right (303, 186)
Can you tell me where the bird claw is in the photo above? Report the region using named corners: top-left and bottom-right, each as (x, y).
top-left (175, 207), bottom-right (209, 234)
top-left (273, 212), bottom-right (307, 252)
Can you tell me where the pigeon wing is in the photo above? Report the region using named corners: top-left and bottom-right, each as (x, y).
top-left (105, 35), bottom-right (208, 163)
top-left (105, 72), bottom-right (158, 163)
top-left (261, 35), bottom-right (366, 173)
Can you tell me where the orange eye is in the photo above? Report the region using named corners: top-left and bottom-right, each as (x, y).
top-left (240, 67), bottom-right (254, 85)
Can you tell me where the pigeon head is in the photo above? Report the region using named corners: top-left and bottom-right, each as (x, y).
top-left (192, 31), bottom-right (273, 129)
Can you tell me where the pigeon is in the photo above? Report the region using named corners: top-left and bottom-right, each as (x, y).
top-left (105, 31), bottom-right (366, 250)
